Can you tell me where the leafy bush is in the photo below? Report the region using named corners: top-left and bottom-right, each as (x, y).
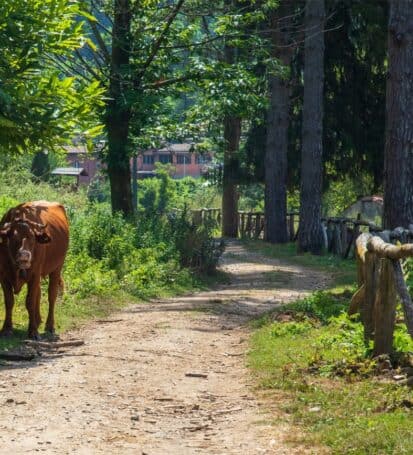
top-left (285, 291), bottom-right (349, 324)
top-left (169, 209), bottom-right (224, 274)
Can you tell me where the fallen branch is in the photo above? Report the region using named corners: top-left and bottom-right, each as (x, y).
top-left (212, 407), bottom-right (242, 416)
top-left (96, 319), bottom-right (123, 324)
top-left (185, 372), bottom-right (208, 378)
top-left (183, 423), bottom-right (210, 432)
top-left (0, 351), bottom-right (36, 361)
top-left (23, 340), bottom-right (84, 349)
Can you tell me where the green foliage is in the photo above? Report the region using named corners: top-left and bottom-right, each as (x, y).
top-left (269, 320), bottom-right (314, 338)
top-left (286, 291), bottom-right (349, 324)
top-left (170, 209), bottom-right (224, 274)
top-left (31, 152), bottom-right (50, 182)
top-left (322, 175), bottom-right (375, 217)
top-left (0, 0), bottom-right (104, 153)
top-left (138, 173), bottom-right (220, 213)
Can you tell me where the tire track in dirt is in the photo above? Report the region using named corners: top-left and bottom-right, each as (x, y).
top-left (0, 240), bottom-right (329, 454)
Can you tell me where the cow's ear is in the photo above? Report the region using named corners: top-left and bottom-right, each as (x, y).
top-left (0, 223), bottom-right (11, 242)
top-left (35, 231), bottom-right (51, 244)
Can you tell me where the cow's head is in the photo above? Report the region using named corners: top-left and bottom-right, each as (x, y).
top-left (0, 218), bottom-right (51, 277)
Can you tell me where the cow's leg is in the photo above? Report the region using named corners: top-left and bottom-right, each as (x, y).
top-left (34, 283), bottom-right (42, 328)
top-left (26, 279), bottom-right (41, 340)
top-left (45, 269), bottom-right (61, 334)
top-left (0, 282), bottom-right (14, 337)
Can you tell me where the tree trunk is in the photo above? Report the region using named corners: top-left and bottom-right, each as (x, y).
top-left (383, 0), bottom-right (413, 230)
top-left (221, 14), bottom-right (241, 238)
top-left (222, 116), bottom-right (241, 237)
top-left (298, 0), bottom-right (325, 254)
top-left (264, 2), bottom-right (294, 243)
top-left (106, 0), bottom-right (133, 216)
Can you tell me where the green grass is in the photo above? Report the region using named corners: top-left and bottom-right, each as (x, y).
top-left (249, 320), bottom-right (413, 454)
top-left (247, 240), bottom-right (413, 454)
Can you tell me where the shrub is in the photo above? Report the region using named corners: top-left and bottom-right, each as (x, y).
top-left (169, 209), bottom-right (224, 274)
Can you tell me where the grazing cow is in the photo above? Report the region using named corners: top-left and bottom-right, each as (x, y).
top-left (0, 201), bottom-right (69, 339)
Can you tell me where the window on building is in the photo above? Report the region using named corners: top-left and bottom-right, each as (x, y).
top-left (195, 154), bottom-right (210, 164)
top-left (143, 155), bottom-right (154, 165)
top-left (158, 154), bottom-right (172, 164)
top-left (176, 154), bottom-right (191, 164)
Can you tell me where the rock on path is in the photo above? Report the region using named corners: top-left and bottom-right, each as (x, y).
top-left (0, 241), bottom-right (329, 454)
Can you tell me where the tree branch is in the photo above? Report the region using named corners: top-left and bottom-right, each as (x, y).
top-left (143, 71), bottom-right (202, 90)
top-left (75, 50), bottom-right (103, 81)
top-left (88, 19), bottom-right (111, 63)
top-left (135, 0), bottom-right (186, 85)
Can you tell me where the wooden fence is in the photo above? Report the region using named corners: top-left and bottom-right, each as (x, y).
top-left (190, 208), bottom-right (413, 355)
top-left (349, 228), bottom-right (413, 355)
top-left (191, 208), bottom-right (381, 259)
top-left (322, 216), bottom-right (381, 258)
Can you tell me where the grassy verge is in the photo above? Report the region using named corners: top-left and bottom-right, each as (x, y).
top-left (247, 240), bottom-right (413, 454)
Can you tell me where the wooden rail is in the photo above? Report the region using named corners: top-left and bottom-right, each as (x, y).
top-left (191, 208), bottom-right (381, 258)
top-left (350, 228), bottom-right (413, 355)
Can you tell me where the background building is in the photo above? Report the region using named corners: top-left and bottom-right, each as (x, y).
top-left (55, 143), bottom-right (213, 185)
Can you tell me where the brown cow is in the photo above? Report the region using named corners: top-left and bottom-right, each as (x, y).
top-left (0, 201), bottom-right (69, 339)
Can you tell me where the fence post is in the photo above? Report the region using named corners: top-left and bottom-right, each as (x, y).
top-left (362, 251), bottom-right (378, 343)
top-left (254, 214), bottom-right (261, 239)
top-left (373, 258), bottom-right (396, 356)
top-left (340, 220), bottom-right (348, 258)
top-left (333, 223), bottom-right (342, 255)
top-left (246, 213), bottom-right (253, 238)
top-left (327, 220), bottom-right (334, 252)
top-left (192, 209), bottom-right (202, 226)
top-left (288, 213), bottom-right (295, 242)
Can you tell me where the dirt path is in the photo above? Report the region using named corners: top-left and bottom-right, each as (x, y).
top-left (0, 241), bottom-right (329, 454)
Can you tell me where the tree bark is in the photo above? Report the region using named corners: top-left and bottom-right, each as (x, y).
top-left (383, 0), bottom-right (413, 229)
top-left (222, 115), bottom-right (241, 237)
top-left (106, 0), bottom-right (134, 216)
top-left (298, 0), bottom-right (325, 254)
top-left (264, 1), bottom-right (294, 243)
